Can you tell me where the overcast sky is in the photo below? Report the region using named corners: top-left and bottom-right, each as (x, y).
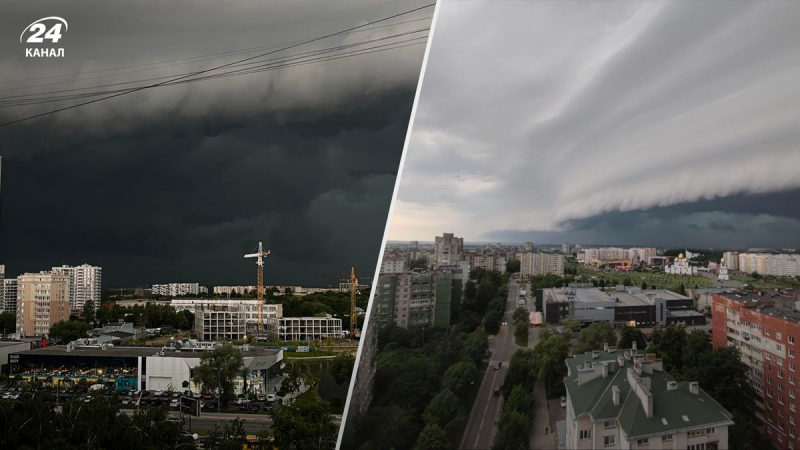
top-left (0, 0), bottom-right (431, 286)
top-left (390, 0), bottom-right (800, 249)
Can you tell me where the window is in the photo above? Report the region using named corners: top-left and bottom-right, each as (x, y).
top-left (790, 336), bottom-right (795, 345)
top-left (791, 349), bottom-right (795, 358)
top-left (662, 434), bottom-right (673, 442)
top-left (604, 435), bottom-right (615, 447)
top-left (791, 362), bottom-right (796, 372)
top-left (778, 332), bottom-right (783, 340)
top-left (688, 444), bottom-right (707, 450)
top-left (791, 403), bottom-right (796, 412)
top-left (636, 438), bottom-right (648, 446)
top-left (604, 420), bottom-right (615, 429)
top-left (767, 327), bottom-right (771, 336)
top-left (579, 430), bottom-right (591, 440)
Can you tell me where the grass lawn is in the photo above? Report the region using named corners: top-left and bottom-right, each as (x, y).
top-left (732, 275), bottom-right (800, 289)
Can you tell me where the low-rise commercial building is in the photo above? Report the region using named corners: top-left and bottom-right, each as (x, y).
top-left (537, 286), bottom-right (704, 328)
top-left (8, 343), bottom-right (283, 394)
top-left (564, 345), bottom-right (733, 449)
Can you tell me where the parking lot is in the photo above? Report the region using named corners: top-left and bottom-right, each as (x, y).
top-left (0, 385), bottom-right (282, 415)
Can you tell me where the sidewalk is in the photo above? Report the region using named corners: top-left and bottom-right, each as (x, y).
top-left (530, 380), bottom-right (557, 450)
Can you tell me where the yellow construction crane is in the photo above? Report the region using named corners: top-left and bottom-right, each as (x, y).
top-left (244, 242), bottom-right (270, 331)
top-left (321, 267), bottom-right (369, 338)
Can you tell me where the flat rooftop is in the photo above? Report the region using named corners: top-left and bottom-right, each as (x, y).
top-left (717, 291), bottom-right (800, 323)
top-left (544, 287), bottom-right (690, 307)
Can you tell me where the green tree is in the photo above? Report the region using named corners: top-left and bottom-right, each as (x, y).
top-left (270, 389), bottom-right (337, 450)
top-left (504, 385), bottom-right (532, 414)
top-left (505, 259), bottom-right (521, 274)
top-left (503, 349), bottom-right (537, 399)
top-left (330, 351), bottom-right (356, 385)
top-left (206, 418), bottom-right (248, 450)
top-left (573, 321), bottom-right (617, 354)
top-left (560, 316), bottom-right (581, 334)
top-left (422, 388), bottom-right (460, 427)
top-left (618, 326), bottom-right (646, 351)
top-left (483, 309), bottom-right (503, 335)
top-left (0, 312), bottom-right (15, 335)
top-left (641, 281), bottom-right (648, 290)
top-left (647, 324), bottom-right (688, 373)
top-left (460, 328), bottom-right (488, 365)
top-left (82, 300), bottom-right (96, 325)
top-left (442, 361), bottom-right (477, 397)
top-left (191, 344), bottom-right (246, 406)
top-left (416, 424), bottom-right (450, 450)
top-left (491, 410), bottom-right (529, 450)
top-left (49, 320), bottom-right (90, 343)
top-left (532, 334), bottom-right (570, 397)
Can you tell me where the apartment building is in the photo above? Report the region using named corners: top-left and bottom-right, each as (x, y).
top-left (738, 253), bottom-right (800, 277)
top-left (564, 345), bottom-right (733, 450)
top-left (0, 265), bottom-right (4, 313)
top-left (4, 278), bottom-right (18, 317)
top-left (381, 257), bottom-right (408, 274)
top-left (173, 299), bottom-right (282, 324)
top-left (517, 251), bottom-right (564, 277)
top-left (52, 264), bottom-right (102, 314)
top-left (723, 252), bottom-right (739, 271)
top-left (16, 272), bottom-right (70, 337)
top-left (152, 282), bottom-right (201, 296)
top-left (374, 267), bottom-right (462, 330)
top-left (433, 233), bottom-right (464, 267)
top-left (469, 252), bottom-right (508, 272)
top-left (712, 291), bottom-right (800, 449)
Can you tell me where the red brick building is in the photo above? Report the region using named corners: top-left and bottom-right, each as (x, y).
top-left (712, 291), bottom-right (800, 449)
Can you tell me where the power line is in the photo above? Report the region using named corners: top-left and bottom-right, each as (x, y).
top-left (0, 2), bottom-right (435, 129)
top-left (0, 28), bottom-right (430, 106)
top-left (0, 16), bottom-right (432, 95)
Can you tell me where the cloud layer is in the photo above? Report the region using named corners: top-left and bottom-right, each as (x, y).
top-left (390, 1), bottom-right (800, 247)
top-left (0, 0), bottom-right (429, 285)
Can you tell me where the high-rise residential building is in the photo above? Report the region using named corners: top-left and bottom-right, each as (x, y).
top-left (562, 242), bottom-right (570, 254)
top-left (469, 252), bottom-right (509, 272)
top-left (52, 264), bottom-right (102, 315)
top-left (0, 264), bottom-right (4, 313)
top-left (737, 253), bottom-right (800, 277)
top-left (16, 271), bottom-right (70, 337)
top-left (4, 278), bottom-right (18, 317)
top-left (564, 345), bottom-right (733, 450)
top-left (374, 267), bottom-right (462, 330)
top-left (433, 233), bottom-right (464, 267)
top-left (152, 282), bottom-right (201, 296)
top-left (381, 257), bottom-right (408, 274)
top-left (524, 241), bottom-right (534, 252)
top-left (723, 252), bottom-right (739, 270)
top-left (712, 291), bottom-right (800, 448)
top-left (517, 252), bottom-right (564, 277)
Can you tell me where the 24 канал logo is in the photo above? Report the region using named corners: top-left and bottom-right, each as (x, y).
top-left (20, 16), bottom-right (68, 58)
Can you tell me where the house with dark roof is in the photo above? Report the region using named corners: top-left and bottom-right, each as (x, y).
top-left (564, 343), bottom-right (734, 449)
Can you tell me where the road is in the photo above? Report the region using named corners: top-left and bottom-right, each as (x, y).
top-left (119, 409), bottom-right (341, 433)
top-left (460, 279), bottom-right (521, 450)
top-left (700, 271), bottom-right (744, 289)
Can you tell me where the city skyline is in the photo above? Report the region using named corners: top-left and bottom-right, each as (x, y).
top-left (0, 0), bottom-right (432, 286)
top-left (388, 1), bottom-right (800, 248)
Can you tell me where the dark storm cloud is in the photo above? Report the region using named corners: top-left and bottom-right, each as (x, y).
top-left (0, 0), bottom-right (430, 286)
top-left (390, 1), bottom-right (800, 247)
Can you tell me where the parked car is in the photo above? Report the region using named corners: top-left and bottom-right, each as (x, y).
top-left (154, 390), bottom-right (164, 397)
top-left (202, 392), bottom-right (213, 400)
top-left (170, 399), bottom-right (179, 409)
top-left (257, 394), bottom-right (266, 402)
top-left (239, 403), bottom-right (248, 411)
top-left (560, 396), bottom-right (567, 408)
top-left (193, 392), bottom-right (202, 399)
top-left (250, 404), bottom-right (260, 413)
top-left (266, 394), bottom-right (276, 403)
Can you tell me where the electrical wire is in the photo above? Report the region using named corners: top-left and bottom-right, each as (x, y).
top-left (0, 2), bottom-right (435, 128)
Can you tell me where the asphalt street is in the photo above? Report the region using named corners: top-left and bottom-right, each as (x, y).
top-left (460, 279), bottom-right (521, 450)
